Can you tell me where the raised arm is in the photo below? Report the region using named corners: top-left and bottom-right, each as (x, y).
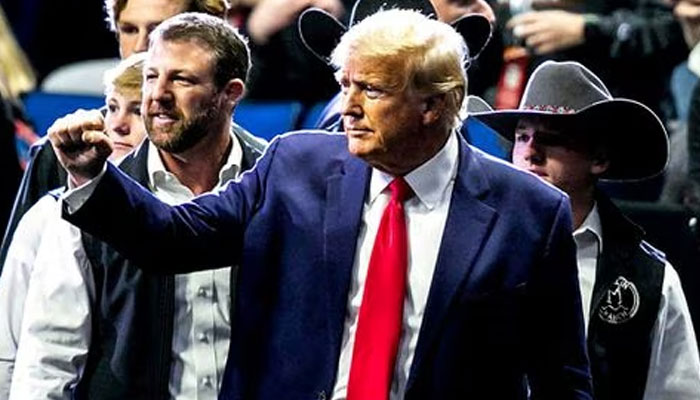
top-left (58, 133), bottom-right (278, 273)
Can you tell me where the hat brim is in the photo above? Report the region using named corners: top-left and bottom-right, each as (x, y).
top-left (298, 3), bottom-right (492, 65)
top-left (452, 14), bottom-right (492, 59)
top-left (472, 99), bottom-right (669, 181)
top-left (465, 95), bottom-right (493, 113)
top-left (298, 8), bottom-right (347, 64)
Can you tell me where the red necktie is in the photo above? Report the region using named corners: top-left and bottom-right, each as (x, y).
top-left (347, 177), bottom-right (413, 400)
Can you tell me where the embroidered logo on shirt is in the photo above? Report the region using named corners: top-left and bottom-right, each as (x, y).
top-left (598, 276), bottom-right (640, 324)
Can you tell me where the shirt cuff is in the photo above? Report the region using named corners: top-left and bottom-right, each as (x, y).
top-left (61, 164), bottom-right (107, 214)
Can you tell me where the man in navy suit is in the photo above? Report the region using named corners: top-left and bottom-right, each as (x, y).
top-left (50, 10), bottom-right (592, 400)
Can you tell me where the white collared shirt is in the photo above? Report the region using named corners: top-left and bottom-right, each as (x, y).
top-left (0, 195), bottom-right (63, 399)
top-left (331, 131), bottom-right (459, 400)
top-left (146, 138), bottom-right (241, 400)
top-left (9, 133), bottom-right (243, 400)
top-left (573, 205), bottom-right (700, 399)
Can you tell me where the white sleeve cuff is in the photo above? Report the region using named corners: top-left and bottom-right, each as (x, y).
top-left (61, 164), bottom-right (107, 214)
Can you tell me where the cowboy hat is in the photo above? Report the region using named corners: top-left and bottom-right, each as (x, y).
top-left (297, 0), bottom-right (492, 66)
top-left (472, 61), bottom-right (669, 181)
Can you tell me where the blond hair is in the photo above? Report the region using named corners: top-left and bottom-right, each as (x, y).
top-left (104, 52), bottom-right (146, 97)
top-left (104, 0), bottom-right (228, 32)
top-left (0, 7), bottom-right (36, 99)
top-left (331, 9), bottom-right (468, 130)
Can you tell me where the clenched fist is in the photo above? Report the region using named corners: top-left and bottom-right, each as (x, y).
top-left (48, 108), bottom-right (114, 187)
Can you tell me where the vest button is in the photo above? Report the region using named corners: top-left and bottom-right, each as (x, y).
top-left (316, 390), bottom-right (327, 400)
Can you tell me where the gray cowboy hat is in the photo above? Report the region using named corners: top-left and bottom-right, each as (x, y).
top-left (298, 0), bottom-right (492, 66)
top-left (472, 61), bottom-right (669, 181)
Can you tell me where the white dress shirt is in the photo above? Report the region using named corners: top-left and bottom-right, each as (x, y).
top-left (9, 197), bottom-right (93, 400)
top-left (331, 131), bottom-right (459, 400)
top-left (0, 195), bottom-right (62, 399)
top-left (573, 205), bottom-right (700, 399)
top-left (10, 134), bottom-right (243, 400)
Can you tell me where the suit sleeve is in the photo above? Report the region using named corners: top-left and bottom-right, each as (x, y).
top-left (0, 140), bottom-right (65, 271)
top-left (62, 138), bottom-right (281, 274)
top-left (526, 196), bottom-right (593, 400)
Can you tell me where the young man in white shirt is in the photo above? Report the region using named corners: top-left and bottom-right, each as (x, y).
top-left (476, 60), bottom-right (700, 400)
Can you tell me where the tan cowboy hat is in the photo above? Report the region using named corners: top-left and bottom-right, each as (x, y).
top-left (472, 61), bottom-right (669, 181)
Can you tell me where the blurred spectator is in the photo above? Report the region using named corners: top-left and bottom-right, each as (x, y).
top-left (673, 0), bottom-right (700, 211)
top-left (498, 0), bottom-right (688, 122)
top-left (1, 0), bottom-right (118, 83)
top-left (0, 5), bottom-right (36, 232)
top-left (40, 0), bottom-right (229, 95)
top-left (227, 0), bottom-right (355, 102)
top-left (0, 95), bottom-right (20, 234)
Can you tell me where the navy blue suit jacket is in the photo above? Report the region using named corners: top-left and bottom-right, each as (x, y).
top-left (66, 131), bottom-right (592, 400)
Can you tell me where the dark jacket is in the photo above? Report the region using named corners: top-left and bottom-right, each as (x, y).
top-left (520, 0), bottom-right (688, 120)
top-left (0, 95), bottom-right (22, 234)
top-left (75, 128), bottom-right (264, 400)
top-left (588, 193), bottom-right (665, 400)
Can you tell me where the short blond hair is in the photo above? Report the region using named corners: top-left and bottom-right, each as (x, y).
top-left (103, 52), bottom-right (146, 97)
top-left (331, 9), bottom-right (468, 130)
top-left (104, 0), bottom-right (228, 32)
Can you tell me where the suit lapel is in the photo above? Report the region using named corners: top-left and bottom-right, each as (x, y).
top-left (323, 154), bottom-right (371, 365)
top-left (407, 142), bottom-right (498, 389)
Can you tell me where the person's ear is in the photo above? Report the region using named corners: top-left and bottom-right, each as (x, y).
top-left (590, 148), bottom-right (610, 176)
top-left (221, 78), bottom-right (245, 108)
top-left (421, 93), bottom-right (445, 126)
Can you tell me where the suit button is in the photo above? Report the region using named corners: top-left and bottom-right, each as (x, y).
top-left (316, 390), bottom-right (327, 400)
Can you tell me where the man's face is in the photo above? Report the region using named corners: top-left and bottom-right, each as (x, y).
top-left (339, 56), bottom-right (439, 174)
top-left (511, 117), bottom-right (605, 197)
top-left (117, 0), bottom-right (189, 58)
top-left (105, 89), bottom-right (146, 160)
top-left (142, 39), bottom-right (226, 154)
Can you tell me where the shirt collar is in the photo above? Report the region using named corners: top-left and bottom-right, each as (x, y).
top-left (147, 129), bottom-right (243, 190)
top-left (573, 202), bottom-right (603, 252)
top-left (368, 130), bottom-right (459, 210)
